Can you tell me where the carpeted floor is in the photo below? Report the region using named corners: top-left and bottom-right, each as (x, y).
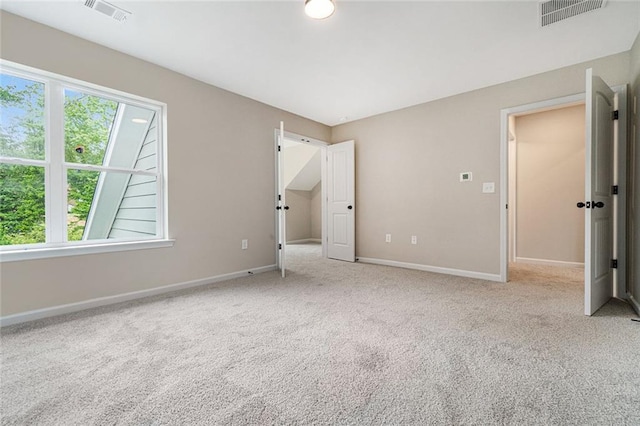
top-left (1, 243), bottom-right (639, 425)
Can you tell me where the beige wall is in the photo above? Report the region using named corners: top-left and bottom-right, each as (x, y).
top-left (514, 105), bottom-right (585, 264)
top-left (285, 189), bottom-right (312, 242)
top-left (284, 184), bottom-right (322, 242)
top-left (332, 52), bottom-right (630, 275)
top-left (629, 32), bottom-right (640, 309)
top-left (0, 12), bottom-right (331, 316)
top-left (310, 183), bottom-right (322, 240)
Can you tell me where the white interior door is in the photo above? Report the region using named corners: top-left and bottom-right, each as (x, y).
top-left (584, 69), bottom-right (615, 316)
top-left (277, 122), bottom-right (286, 277)
top-left (327, 140), bottom-right (355, 262)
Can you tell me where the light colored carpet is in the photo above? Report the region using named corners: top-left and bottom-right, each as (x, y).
top-left (1, 243), bottom-right (639, 425)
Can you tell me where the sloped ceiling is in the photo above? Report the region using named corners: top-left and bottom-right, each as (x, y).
top-left (283, 143), bottom-right (321, 191)
top-left (1, 1), bottom-right (639, 125)
top-left (287, 149), bottom-right (321, 191)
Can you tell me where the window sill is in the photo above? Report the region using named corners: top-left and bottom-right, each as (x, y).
top-left (0, 239), bottom-right (175, 263)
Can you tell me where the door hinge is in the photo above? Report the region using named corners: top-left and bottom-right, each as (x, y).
top-left (612, 185), bottom-right (618, 195)
top-left (612, 110), bottom-right (619, 120)
top-left (506, 204), bottom-right (508, 209)
top-left (611, 259), bottom-right (618, 269)
top-left (278, 145), bottom-right (281, 151)
top-left (279, 243), bottom-right (282, 250)
top-left (278, 194), bottom-right (281, 201)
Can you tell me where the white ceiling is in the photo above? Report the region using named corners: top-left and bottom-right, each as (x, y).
top-left (2, 1), bottom-right (639, 126)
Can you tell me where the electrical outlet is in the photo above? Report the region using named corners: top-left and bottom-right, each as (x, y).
top-left (411, 236), bottom-right (417, 245)
top-left (241, 239), bottom-right (248, 250)
top-left (385, 234), bottom-right (391, 243)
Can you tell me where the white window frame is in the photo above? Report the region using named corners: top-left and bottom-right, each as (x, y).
top-left (0, 60), bottom-right (172, 262)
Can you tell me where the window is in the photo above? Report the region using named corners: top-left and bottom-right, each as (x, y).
top-left (0, 62), bottom-right (169, 260)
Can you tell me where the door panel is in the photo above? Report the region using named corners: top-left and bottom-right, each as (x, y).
top-left (327, 140), bottom-right (355, 262)
top-left (277, 122), bottom-right (286, 277)
top-left (584, 69), bottom-right (615, 316)
top-left (332, 214), bottom-right (348, 245)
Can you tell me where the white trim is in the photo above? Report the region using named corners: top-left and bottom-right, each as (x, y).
top-left (159, 105), bottom-right (169, 240)
top-left (628, 293), bottom-right (640, 317)
top-left (278, 129), bottom-right (329, 148)
top-left (0, 156), bottom-right (48, 167)
top-left (0, 239), bottom-right (175, 262)
top-left (62, 162), bottom-right (156, 176)
top-left (321, 147), bottom-right (328, 259)
top-left (274, 129), bottom-right (281, 272)
top-left (49, 81), bottom-right (66, 243)
top-left (515, 257), bottom-right (584, 268)
top-left (279, 123), bottom-right (286, 277)
top-left (357, 257), bottom-right (502, 282)
top-left (500, 93), bottom-right (586, 283)
top-left (500, 110), bottom-right (509, 282)
top-left (287, 238), bottom-right (322, 244)
top-left (612, 84), bottom-right (627, 299)
top-left (0, 264), bottom-right (277, 327)
top-left (508, 116), bottom-right (517, 263)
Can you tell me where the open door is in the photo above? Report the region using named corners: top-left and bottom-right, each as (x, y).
top-left (584, 69), bottom-right (615, 316)
top-left (276, 122), bottom-right (287, 277)
top-left (327, 140), bottom-right (355, 262)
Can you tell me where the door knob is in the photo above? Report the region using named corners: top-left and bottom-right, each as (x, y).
top-left (577, 202), bottom-right (585, 208)
top-left (592, 201), bottom-right (604, 208)
top-left (347, 205), bottom-right (353, 210)
top-left (284, 206), bottom-right (289, 210)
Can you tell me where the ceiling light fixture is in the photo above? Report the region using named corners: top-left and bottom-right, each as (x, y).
top-left (304, 0), bottom-right (335, 20)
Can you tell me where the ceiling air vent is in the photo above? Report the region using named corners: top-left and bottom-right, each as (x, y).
top-left (540, 0), bottom-right (607, 27)
top-left (84, 0), bottom-right (131, 22)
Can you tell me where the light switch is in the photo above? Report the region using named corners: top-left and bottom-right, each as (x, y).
top-left (482, 182), bottom-right (495, 193)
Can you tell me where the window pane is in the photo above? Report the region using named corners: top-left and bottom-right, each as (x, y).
top-left (65, 90), bottom-right (157, 171)
top-left (67, 169), bottom-right (157, 241)
top-left (0, 74), bottom-right (45, 160)
top-left (0, 164), bottom-right (46, 245)
top-left (64, 90), bottom-right (117, 166)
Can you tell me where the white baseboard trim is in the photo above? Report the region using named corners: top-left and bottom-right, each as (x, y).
top-left (357, 257), bottom-right (502, 282)
top-left (0, 264), bottom-right (277, 328)
top-left (287, 239), bottom-right (322, 244)
top-left (515, 257), bottom-right (584, 268)
top-left (628, 293), bottom-right (640, 316)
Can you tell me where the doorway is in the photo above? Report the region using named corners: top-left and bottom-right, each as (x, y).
top-left (274, 127), bottom-right (356, 277)
top-left (500, 77), bottom-right (628, 315)
top-left (508, 102), bottom-right (586, 270)
top-left (276, 129), bottom-right (329, 275)
top-left (282, 135), bottom-right (324, 256)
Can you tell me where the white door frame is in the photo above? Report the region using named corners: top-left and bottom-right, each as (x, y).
top-left (499, 87), bottom-right (627, 300)
top-left (274, 129), bottom-right (330, 270)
